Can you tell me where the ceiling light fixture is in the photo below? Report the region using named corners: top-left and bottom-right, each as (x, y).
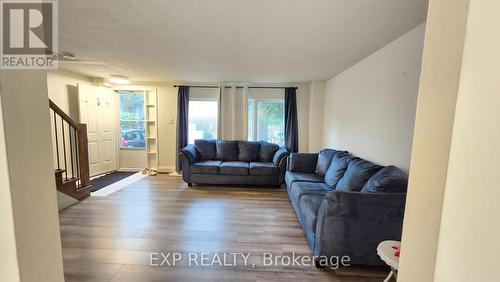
top-left (109, 75), bottom-right (130, 85)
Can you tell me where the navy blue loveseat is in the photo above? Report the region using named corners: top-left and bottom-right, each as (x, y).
top-left (179, 139), bottom-right (289, 186)
top-left (285, 149), bottom-right (408, 266)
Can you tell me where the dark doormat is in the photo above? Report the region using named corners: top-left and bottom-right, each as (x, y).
top-left (90, 171), bottom-right (137, 192)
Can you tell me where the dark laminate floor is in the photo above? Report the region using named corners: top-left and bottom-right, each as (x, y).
top-left (59, 174), bottom-right (388, 282)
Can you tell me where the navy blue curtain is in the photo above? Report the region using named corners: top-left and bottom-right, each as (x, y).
top-left (285, 87), bottom-right (298, 153)
top-left (176, 86), bottom-right (189, 172)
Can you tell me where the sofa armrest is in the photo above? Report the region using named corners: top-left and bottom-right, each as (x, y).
top-left (274, 148), bottom-right (289, 185)
top-left (179, 144), bottom-right (198, 164)
top-left (273, 146), bottom-right (289, 166)
top-left (313, 190), bottom-right (406, 264)
top-left (287, 153), bottom-right (318, 173)
top-left (177, 152), bottom-right (192, 183)
top-left (178, 144), bottom-right (198, 184)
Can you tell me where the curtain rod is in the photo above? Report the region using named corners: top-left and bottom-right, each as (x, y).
top-left (173, 85), bottom-right (298, 90)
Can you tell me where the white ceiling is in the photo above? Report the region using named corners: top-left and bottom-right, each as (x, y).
top-left (59, 0), bottom-right (428, 83)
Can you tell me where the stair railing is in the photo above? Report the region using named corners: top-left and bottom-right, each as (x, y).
top-left (49, 99), bottom-right (90, 190)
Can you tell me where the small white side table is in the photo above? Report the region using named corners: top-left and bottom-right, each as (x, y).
top-left (377, 240), bottom-right (400, 282)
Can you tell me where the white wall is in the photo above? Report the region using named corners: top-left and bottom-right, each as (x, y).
top-left (322, 24), bottom-right (425, 171)
top-left (398, 1), bottom-right (470, 281)
top-left (119, 149), bottom-right (147, 170)
top-left (432, 1), bottom-right (500, 280)
top-left (157, 84), bottom-right (180, 172)
top-left (0, 71), bottom-right (64, 282)
top-left (47, 70), bottom-right (92, 120)
top-left (0, 82), bottom-right (20, 282)
top-left (307, 82), bottom-right (325, 152)
top-left (296, 84), bottom-right (310, 153)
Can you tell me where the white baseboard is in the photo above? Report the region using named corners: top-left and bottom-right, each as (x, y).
top-left (118, 168), bottom-right (143, 172)
top-left (158, 166), bottom-right (175, 173)
top-left (118, 166), bottom-right (174, 173)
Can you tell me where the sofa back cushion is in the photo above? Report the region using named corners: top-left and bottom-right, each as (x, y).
top-left (315, 149), bottom-right (336, 176)
top-left (259, 141), bottom-right (279, 162)
top-left (336, 158), bottom-right (384, 192)
top-left (194, 139), bottom-right (216, 160)
top-left (216, 140), bottom-right (238, 161)
top-left (361, 166), bottom-right (408, 193)
top-left (324, 153), bottom-right (351, 188)
top-left (315, 149), bottom-right (348, 176)
top-left (238, 141), bottom-right (260, 162)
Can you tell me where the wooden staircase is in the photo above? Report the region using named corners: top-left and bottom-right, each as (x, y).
top-left (50, 100), bottom-right (91, 200)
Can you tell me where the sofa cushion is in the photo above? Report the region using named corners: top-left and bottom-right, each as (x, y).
top-left (259, 141), bottom-right (279, 162)
top-left (315, 149), bottom-right (347, 176)
top-left (219, 161), bottom-right (249, 175)
top-left (194, 140), bottom-right (216, 160)
top-left (190, 160), bottom-right (222, 174)
top-left (288, 153), bottom-right (318, 173)
top-left (285, 172), bottom-right (324, 189)
top-left (249, 162), bottom-right (277, 176)
top-left (361, 165), bottom-right (408, 193)
top-left (298, 195), bottom-right (324, 234)
top-left (324, 154), bottom-right (352, 188)
top-left (238, 141), bottom-right (260, 162)
top-left (290, 182), bottom-right (331, 205)
top-left (336, 158), bottom-right (384, 192)
top-left (216, 140), bottom-right (238, 161)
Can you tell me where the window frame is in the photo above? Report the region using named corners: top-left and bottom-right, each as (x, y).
top-left (117, 91), bottom-right (147, 150)
top-left (247, 98), bottom-right (285, 145)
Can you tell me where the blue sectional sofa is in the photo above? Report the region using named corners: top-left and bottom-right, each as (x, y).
top-left (285, 149), bottom-right (408, 266)
top-left (179, 139), bottom-right (289, 186)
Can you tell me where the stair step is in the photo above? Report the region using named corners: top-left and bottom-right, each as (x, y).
top-left (57, 181), bottom-right (90, 201)
top-left (54, 174), bottom-right (90, 201)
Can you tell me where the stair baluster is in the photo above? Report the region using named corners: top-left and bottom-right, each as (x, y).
top-left (49, 99), bottom-right (90, 200)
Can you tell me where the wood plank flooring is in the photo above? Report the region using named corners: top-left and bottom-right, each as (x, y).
top-left (59, 174), bottom-right (389, 282)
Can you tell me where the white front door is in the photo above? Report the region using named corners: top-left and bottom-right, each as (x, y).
top-left (78, 84), bottom-right (118, 176)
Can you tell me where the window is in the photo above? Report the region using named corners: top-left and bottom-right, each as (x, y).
top-left (118, 91), bottom-right (146, 149)
top-left (188, 100), bottom-right (218, 144)
top-left (248, 99), bottom-right (285, 145)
